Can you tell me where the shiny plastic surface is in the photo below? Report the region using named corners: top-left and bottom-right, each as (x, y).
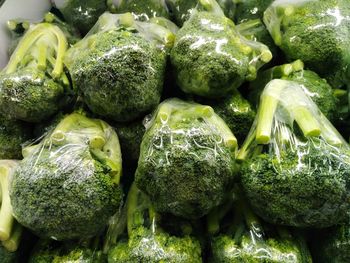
top-left (9, 112), bottom-right (123, 241)
top-left (65, 12), bottom-right (175, 122)
top-left (264, 0), bottom-right (350, 88)
top-left (171, 0), bottom-right (272, 98)
top-left (239, 79), bottom-right (350, 228)
top-left (135, 98), bottom-right (238, 219)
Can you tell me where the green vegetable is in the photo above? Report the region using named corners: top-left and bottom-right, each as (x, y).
top-left (171, 0), bottom-right (272, 98)
top-left (108, 0), bottom-right (170, 20)
top-left (264, 0), bottom-right (350, 88)
top-left (56, 0), bottom-right (107, 34)
top-left (66, 13), bottom-right (174, 122)
top-left (239, 79), bottom-right (350, 228)
top-left (10, 112), bottom-right (123, 240)
top-left (235, 0), bottom-right (273, 23)
top-left (108, 183), bottom-right (202, 262)
top-left (135, 98), bottom-right (237, 219)
top-left (0, 245), bottom-right (18, 263)
top-left (0, 22), bottom-right (72, 123)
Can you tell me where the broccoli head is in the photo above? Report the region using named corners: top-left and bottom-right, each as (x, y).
top-left (108, 183), bottom-right (202, 262)
top-left (249, 60), bottom-right (338, 120)
top-left (208, 198), bottom-right (311, 263)
top-left (239, 79), bottom-right (350, 228)
top-left (0, 22), bottom-right (72, 123)
top-left (10, 112), bottom-right (123, 240)
top-left (54, 0), bottom-right (107, 35)
top-left (135, 98), bottom-right (238, 219)
top-left (264, 0), bottom-right (350, 88)
top-left (170, 0), bottom-right (272, 98)
top-left (108, 0), bottom-right (170, 20)
top-left (66, 13), bottom-right (175, 122)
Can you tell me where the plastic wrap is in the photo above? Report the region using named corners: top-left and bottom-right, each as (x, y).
top-left (0, 21), bottom-right (73, 123)
top-left (108, 183), bottom-right (202, 263)
top-left (108, 0), bottom-right (170, 21)
top-left (9, 112), bottom-right (123, 241)
top-left (208, 193), bottom-right (312, 263)
top-left (170, 0), bottom-right (272, 98)
top-left (249, 60), bottom-right (338, 120)
top-left (135, 98), bottom-right (238, 219)
top-left (53, 0), bottom-right (107, 34)
top-left (65, 12), bottom-right (175, 123)
top-left (263, 0), bottom-right (350, 88)
top-left (235, 0), bottom-right (273, 23)
top-left (238, 79), bottom-right (350, 228)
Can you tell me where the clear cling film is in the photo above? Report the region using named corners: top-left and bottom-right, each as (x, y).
top-left (170, 0), bottom-right (272, 98)
top-left (108, 183), bottom-right (202, 263)
top-left (135, 98), bottom-right (238, 219)
top-left (65, 12), bottom-right (176, 123)
top-left (9, 112), bottom-right (123, 241)
top-left (238, 79), bottom-right (350, 228)
top-left (263, 0), bottom-right (350, 88)
top-left (208, 191), bottom-right (312, 263)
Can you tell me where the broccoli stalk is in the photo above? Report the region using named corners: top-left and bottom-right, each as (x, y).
top-left (198, 0), bottom-right (225, 16)
top-left (0, 161), bottom-right (19, 242)
top-left (2, 223), bottom-right (23, 253)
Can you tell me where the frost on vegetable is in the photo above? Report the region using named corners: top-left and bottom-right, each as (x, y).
top-left (0, 22), bottom-right (72, 123)
top-left (108, 183), bottom-right (202, 263)
top-left (239, 79), bottom-right (350, 228)
top-left (10, 112), bottom-right (123, 240)
top-left (170, 0), bottom-right (272, 98)
top-left (135, 98), bottom-right (238, 219)
top-left (65, 12), bottom-right (175, 122)
top-left (264, 0), bottom-right (350, 88)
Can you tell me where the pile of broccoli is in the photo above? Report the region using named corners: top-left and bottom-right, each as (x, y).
top-left (0, 0), bottom-right (350, 261)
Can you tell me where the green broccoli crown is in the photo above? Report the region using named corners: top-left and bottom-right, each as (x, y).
top-left (58, 0), bottom-right (107, 34)
top-left (238, 79), bottom-right (350, 227)
top-left (108, 0), bottom-right (170, 21)
top-left (108, 183), bottom-right (202, 263)
top-left (0, 22), bottom-right (71, 123)
top-left (264, 0), bottom-right (350, 88)
top-left (170, 0), bottom-right (272, 98)
top-left (135, 98), bottom-right (237, 219)
top-left (213, 90), bottom-right (256, 144)
top-left (66, 13), bottom-right (175, 122)
top-left (10, 113), bottom-right (123, 240)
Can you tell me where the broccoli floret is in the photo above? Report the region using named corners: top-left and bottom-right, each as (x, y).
top-left (249, 60), bottom-right (338, 120)
top-left (10, 112), bottom-right (123, 240)
top-left (66, 13), bottom-right (174, 122)
top-left (114, 120), bottom-right (146, 164)
top-left (54, 0), bottom-right (107, 35)
top-left (208, 196), bottom-right (311, 263)
top-left (170, 0), bottom-right (272, 98)
top-left (108, 0), bottom-right (170, 21)
top-left (0, 22), bottom-right (72, 123)
top-left (235, 0), bottom-right (273, 23)
top-left (108, 183), bottom-right (202, 262)
top-left (211, 90), bottom-right (256, 144)
top-left (135, 98), bottom-right (237, 219)
top-left (264, 0), bottom-right (350, 88)
top-left (0, 115), bottom-right (32, 159)
top-left (238, 79), bottom-right (350, 227)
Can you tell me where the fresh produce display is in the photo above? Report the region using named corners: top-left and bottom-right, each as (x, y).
top-left (0, 0), bottom-right (349, 262)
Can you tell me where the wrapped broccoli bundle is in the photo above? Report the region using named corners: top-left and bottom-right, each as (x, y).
top-left (235, 0), bottom-right (273, 23)
top-left (10, 112), bottom-right (123, 240)
top-left (0, 22), bottom-right (73, 123)
top-left (170, 0), bottom-right (272, 98)
top-left (66, 13), bottom-right (175, 123)
top-left (238, 79), bottom-right (350, 228)
top-left (249, 60), bottom-right (338, 120)
top-left (108, 0), bottom-right (170, 20)
top-left (135, 98), bottom-right (238, 219)
top-left (264, 0), bottom-right (350, 88)
top-left (208, 195), bottom-right (312, 263)
top-left (52, 0), bottom-right (107, 34)
top-left (108, 183), bottom-right (202, 262)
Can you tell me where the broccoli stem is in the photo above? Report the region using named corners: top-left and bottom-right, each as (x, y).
top-left (119, 12), bottom-right (136, 28)
top-left (241, 202), bottom-right (264, 240)
top-left (263, 7), bottom-right (282, 46)
top-left (207, 114), bottom-right (238, 150)
top-left (1, 222), bottom-right (23, 252)
top-left (149, 17), bottom-right (179, 34)
top-left (237, 129), bottom-right (256, 161)
top-left (199, 0), bottom-right (225, 16)
top-left (291, 59), bottom-right (304, 72)
top-left (256, 79), bottom-right (287, 144)
top-left (0, 162), bottom-right (17, 241)
top-left (49, 25), bottom-right (68, 79)
top-left (235, 19), bottom-right (262, 37)
top-left (291, 106), bottom-right (321, 137)
top-left (318, 114), bottom-right (343, 146)
top-left (22, 144), bottom-right (40, 158)
top-left (140, 22), bottom-right (175, 48)
top-left (157, 102), bottom-right (174, 124)
top-left (37, 41), bottom-right (48, 70)
top-left (126, 184), bottom-right (145, 236)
